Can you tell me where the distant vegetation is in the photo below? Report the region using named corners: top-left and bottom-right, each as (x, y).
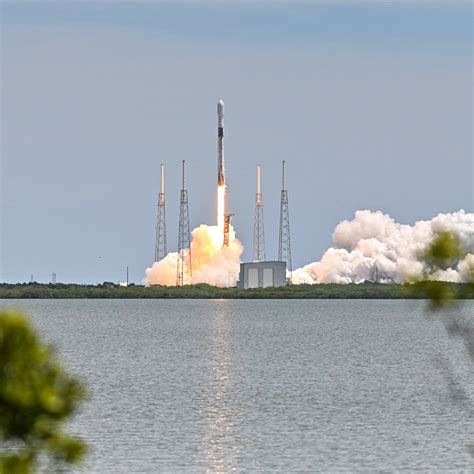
top-left (0, 282), bottom-right (472, 299)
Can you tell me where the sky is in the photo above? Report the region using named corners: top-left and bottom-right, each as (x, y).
top-left (1, 1), bottom-right (472, 284)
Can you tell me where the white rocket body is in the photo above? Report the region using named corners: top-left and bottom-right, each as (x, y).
top-left (217, 99), bottom-right (225, 186)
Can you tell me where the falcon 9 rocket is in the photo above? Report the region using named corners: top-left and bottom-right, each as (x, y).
top-left (217, 99), bottom-right (225, 186)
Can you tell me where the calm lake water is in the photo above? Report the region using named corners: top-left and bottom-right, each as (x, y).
top-left (2, 299), bottom-right (474, 471)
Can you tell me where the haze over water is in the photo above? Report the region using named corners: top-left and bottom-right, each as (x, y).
top-left (2, 299), bottom-right (473, 471)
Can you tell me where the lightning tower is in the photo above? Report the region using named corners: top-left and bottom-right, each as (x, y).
top-left (278, 160), bottom-right (292, 281)
top-left (253, 164), bottom-right (266, 261)
top-left (177, 160), bottom-right (192, 286)
top-left (154, 163), bottom-right (167, 262)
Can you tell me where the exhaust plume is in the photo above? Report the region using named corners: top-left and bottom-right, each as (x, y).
top-left (293, 210), bottom-right (474, 284)
top-left (145, 223), bottom-right (243, 287)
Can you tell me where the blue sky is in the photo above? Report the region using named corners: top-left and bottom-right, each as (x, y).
top-left (1, 1), bottom-right (472, 283)
top-left (2, 2), bottom-right (472, 46)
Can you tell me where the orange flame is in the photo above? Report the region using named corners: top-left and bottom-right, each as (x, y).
top-left (145, 223), bottom-right (243, 287)
top-left (144, 183), bottom-right (244, 288)
top-left (217, 184), bottom-right (226, 245)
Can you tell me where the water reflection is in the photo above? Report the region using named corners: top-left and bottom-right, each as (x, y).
top-left (205, 303), bottom-right (240, 472)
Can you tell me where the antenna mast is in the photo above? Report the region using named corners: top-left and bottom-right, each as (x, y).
top-left (177, 160), bottom-right (192, 286)
top-left (154, 163), bottom-right (167, 262)
top-left (253, 164), bottom-right (266, 261)
top-left (278, 160), bottom-right (292, 282)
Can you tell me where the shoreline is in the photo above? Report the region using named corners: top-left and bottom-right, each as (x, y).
top-left (0, 282), bottom-right (472, 300)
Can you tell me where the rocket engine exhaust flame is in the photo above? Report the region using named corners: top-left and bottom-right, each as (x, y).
top-left (145, 223), bottom-right (243, 287)
top-left (217, 185), bottom-right (226, 244)
top-left (145, 180), bottom-right (236, 287)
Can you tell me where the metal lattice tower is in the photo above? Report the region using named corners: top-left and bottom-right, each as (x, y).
top-left (223, 214), bottom-right (233, 247)
top-left (278, 160), bottom-right (292, 281)
top-left (253, 164), bottom-right (266, 261)
top-left (154, 164), bottom-right (167, 262)
top-left (177, 160), bottom-right (192, 286)
top-left (52, 273), bottom-right (57, 284)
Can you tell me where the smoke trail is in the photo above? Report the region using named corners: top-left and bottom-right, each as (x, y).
top-left (145, 224), bottom-right (243, 287)
top-left (293, 210), bottom-right (474, 284)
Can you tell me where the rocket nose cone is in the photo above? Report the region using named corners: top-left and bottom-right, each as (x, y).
top-left (217, 99), bottom-right (224, 116)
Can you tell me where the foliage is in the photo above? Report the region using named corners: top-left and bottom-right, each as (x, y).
top-left (413, 230), bottom-right (473, 308)
top-left (413, 230), bottom-right (474, 365)
top-left (422, 231), bottom-right (464, 269)
top-left (0, 311), bottom-right (87, 473)
top-left (0, 281), bottom-right (472, 300)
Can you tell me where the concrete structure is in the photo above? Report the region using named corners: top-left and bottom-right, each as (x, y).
top-left (237, 261), bottom-right (287, 289)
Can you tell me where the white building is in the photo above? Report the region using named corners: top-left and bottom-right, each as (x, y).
top-left (237, 261), bottom-right (287, 289)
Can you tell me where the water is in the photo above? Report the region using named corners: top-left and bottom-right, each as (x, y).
top-left (2, 299), bottom-right (473, 471)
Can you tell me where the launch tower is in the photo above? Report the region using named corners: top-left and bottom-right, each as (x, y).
top-left (154, 164), bottom-right (167, 262)
top-left (278, 160), bottom-right (292, 281)
top-left (253, 164), bottom-right (266, 261)
top-left (223, 214), bottom-right (233, 247)
top-left (177, 160), bottom-right (192, 286)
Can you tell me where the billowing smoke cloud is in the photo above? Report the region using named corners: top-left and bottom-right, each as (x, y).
top-left (145, 224), bottom-right (243, 287)
top-left (293, 210), bottom-right (474, 284)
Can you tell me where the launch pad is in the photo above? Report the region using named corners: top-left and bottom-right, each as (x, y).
top-left (150, 99), bottom-right (293, 288)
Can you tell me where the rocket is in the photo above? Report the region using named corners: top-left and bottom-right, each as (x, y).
top-left (217, 99), bottom-right (225, 186)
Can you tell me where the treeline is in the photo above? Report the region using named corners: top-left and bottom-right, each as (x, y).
top-left (0, 282), bottom-right (472, 299)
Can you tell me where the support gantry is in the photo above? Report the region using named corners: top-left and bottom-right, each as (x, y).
top-left (278, 160), bottom-right (292, 282)
top-left (253, 164), bottom-right (266, 262)
top-left (154, 164), bottom-right (167, 262)
top-left (177, 160), bottom-right (192, 286)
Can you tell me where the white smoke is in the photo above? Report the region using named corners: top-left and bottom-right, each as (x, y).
top-left (292, 210), bottom-right (474, 284)
top-left (145, 224), bottom-right (243, 287)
